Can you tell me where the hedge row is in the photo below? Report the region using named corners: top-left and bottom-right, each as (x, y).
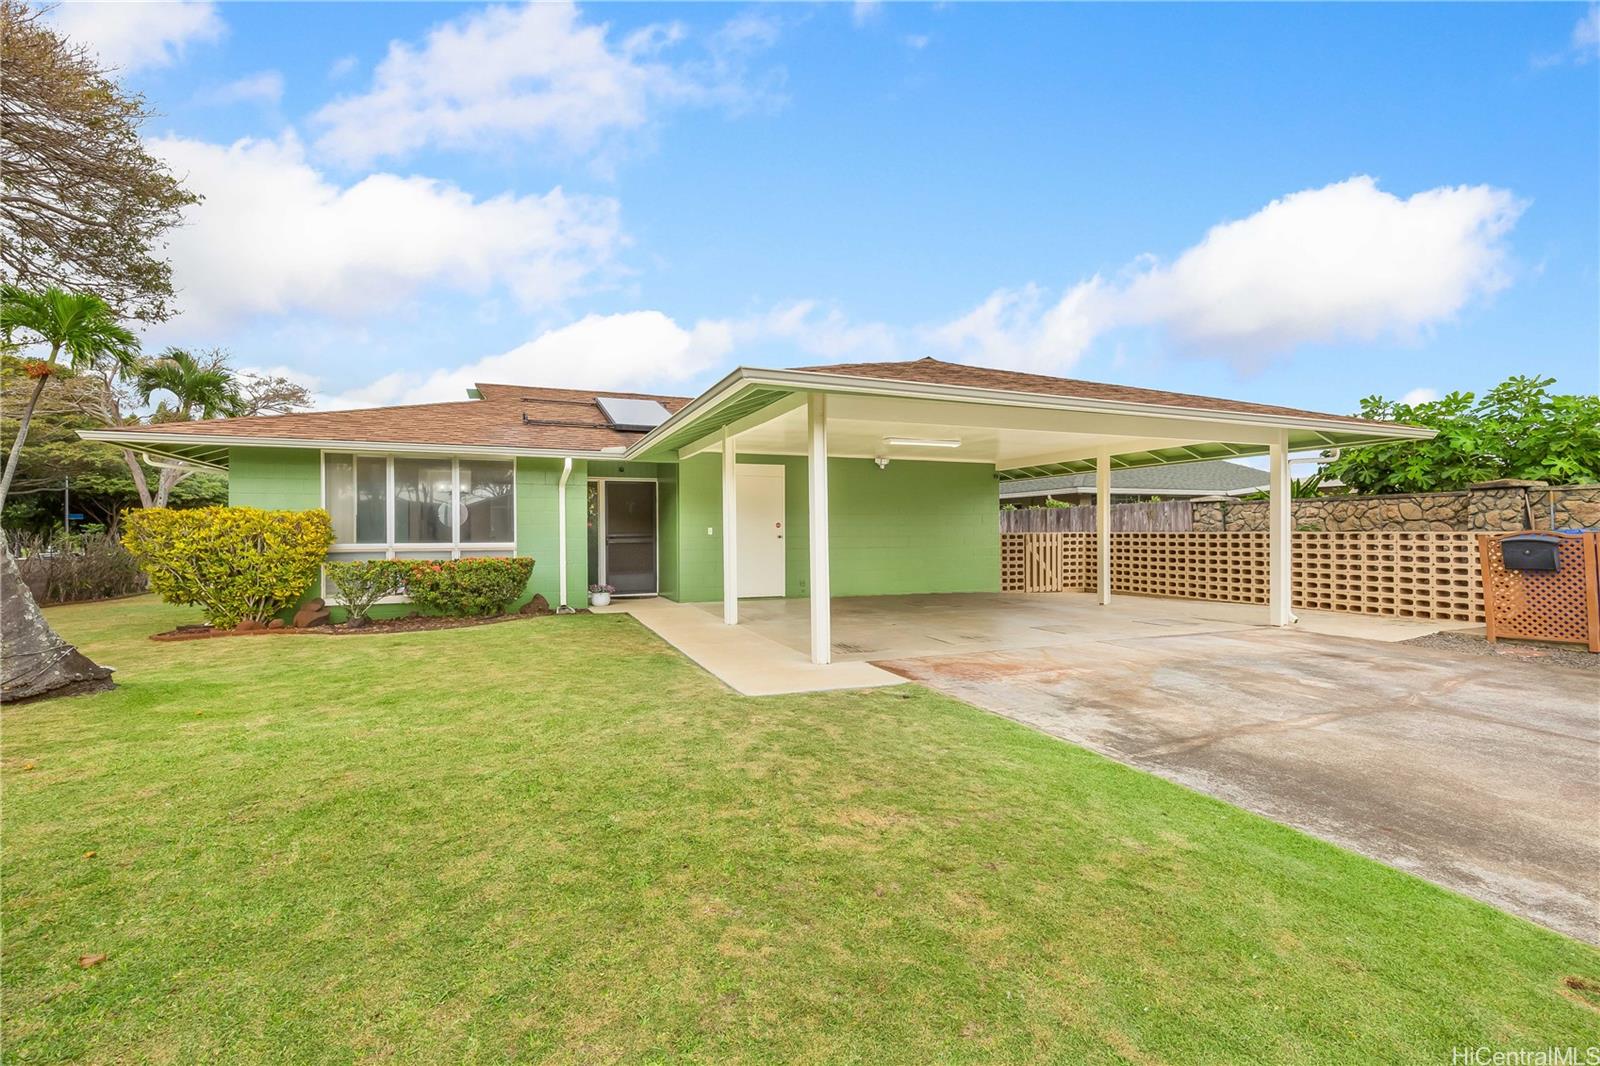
top-left (124, 507), bottom-right (535, 628)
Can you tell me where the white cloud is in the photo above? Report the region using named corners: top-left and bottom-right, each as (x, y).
top-left (150, 132), bottom-right (623, 330)
top-left (1401, 387), bottom-right (1440, 406)
top-left (328, 311), bottom-right (735, 408)
top-left (852, 1), bottom-right (883, 27)
top-left (327, 54), bottom-right (359, 81)
top-left (312, 1), bottom-right (782, 168)
top-left (49, 0), bottom-right (223, 72)
top-left (730, 300), bottom-right (899, 362)
top-left (200, 70), bottom-right (284, 107)
top-left (1574, 4), bottom-right (1600, 60)
top-left (314, 298), bottom-right (896, 410)
top-left (933, 176), bottom-right (1525, 372)
top-left (904, 34), bottom-right (931, 50)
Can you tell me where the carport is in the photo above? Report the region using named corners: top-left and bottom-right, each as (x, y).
top-left (630, 358), bottom-right (1435, 664)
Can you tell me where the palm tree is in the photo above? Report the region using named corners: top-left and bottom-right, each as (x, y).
top-left (136, 347), bottom-right (246, 422)
top-left (0, 285), bottom-right (139, 512)
top-left (130, 348), bottom-right (247, 507)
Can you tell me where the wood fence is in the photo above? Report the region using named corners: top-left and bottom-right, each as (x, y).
top-left (999, 500), bottom-right (1194, 533)
top-left (1000, 531), bottom-right (1484, 623)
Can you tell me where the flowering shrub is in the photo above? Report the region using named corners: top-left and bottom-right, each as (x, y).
top-left (404, 557), bottom-right (534, 616)
top-left (324, 558), bottom-right (408, 625)
top-left (122, 506), bottom-right (333, 628)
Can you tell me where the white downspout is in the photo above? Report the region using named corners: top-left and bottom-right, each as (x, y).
top-left (557, 457), bottom-right (574, 613)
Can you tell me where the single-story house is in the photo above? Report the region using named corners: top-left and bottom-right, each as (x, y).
top-left (1000, 459), bottom-right (1269, 507)
top-left (82, 358), bottom-right (1430, 664)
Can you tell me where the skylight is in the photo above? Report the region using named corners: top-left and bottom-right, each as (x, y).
top-left (596, 396), bottom-right (671, 432)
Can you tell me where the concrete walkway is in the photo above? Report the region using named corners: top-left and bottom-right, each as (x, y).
top-left (591, 598), bottom-right (904, 696)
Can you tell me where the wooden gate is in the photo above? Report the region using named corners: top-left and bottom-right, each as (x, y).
top-left (1480, 532), bottom-right (1600, 652)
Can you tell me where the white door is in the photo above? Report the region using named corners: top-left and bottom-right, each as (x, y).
top-left (736, 464), bottom-right (786, 598)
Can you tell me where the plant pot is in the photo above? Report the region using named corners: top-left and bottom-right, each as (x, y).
top-left (590, 591), bottom-right (611, 607)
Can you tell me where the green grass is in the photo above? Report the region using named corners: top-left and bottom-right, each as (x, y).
top-left (4, 597), bottom-right (1597, 1063)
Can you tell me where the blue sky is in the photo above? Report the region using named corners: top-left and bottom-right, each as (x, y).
top-left (48, 1), bottom-right (1600, 414)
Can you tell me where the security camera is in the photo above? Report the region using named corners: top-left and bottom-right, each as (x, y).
top-left (874, 456), bottom-right (890, 470)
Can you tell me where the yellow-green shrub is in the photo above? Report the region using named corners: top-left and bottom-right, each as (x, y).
top-left (122, 506), bottom-right (333, 628)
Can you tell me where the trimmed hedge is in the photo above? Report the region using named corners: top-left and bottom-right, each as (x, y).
top-left (123, 506), bottom-right (332, 628)
top-left (404, 557), bottom-right (534, 617)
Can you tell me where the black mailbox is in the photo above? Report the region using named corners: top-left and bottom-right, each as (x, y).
top-left (1500, 533), bottom-right (1562, 572)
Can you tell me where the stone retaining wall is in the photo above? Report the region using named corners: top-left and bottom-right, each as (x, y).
top-left (1190, 481), bottom-right (1600, 534)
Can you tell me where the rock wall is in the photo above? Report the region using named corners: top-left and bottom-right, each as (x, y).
top-left (1190, 482), bottom-right (1600, 533)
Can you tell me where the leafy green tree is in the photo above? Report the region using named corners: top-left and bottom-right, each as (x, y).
top-left (1325, 376), bottom-right (1600, 494)
top-left (0, 285), bottom-right (138, 511)
top-left (0, 0), bottom-right (199, 323)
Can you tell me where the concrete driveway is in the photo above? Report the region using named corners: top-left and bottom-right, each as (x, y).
top-left (877, 627), bottom-right (1600, 944)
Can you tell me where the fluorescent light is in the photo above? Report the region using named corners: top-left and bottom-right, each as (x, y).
top-left (883, 436), bottom-right (962, 448)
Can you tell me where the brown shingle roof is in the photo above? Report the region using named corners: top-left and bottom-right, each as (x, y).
top-left (795, 357), bottom-right (1379, 428)
top-left (106, 384), bottom-right (690, 452)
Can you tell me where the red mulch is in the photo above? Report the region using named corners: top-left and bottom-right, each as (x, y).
top-left (149, 611), bottom-right (581, 642)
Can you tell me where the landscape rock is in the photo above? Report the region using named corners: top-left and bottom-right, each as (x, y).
top-left (266, 619), bottom-right (286, 630)
top-left (1, 542), bottom-right (114, 702)
top-left (293, 603), bottom-right (331, 628)
top-left (235, 619), bottom-right (267, 632)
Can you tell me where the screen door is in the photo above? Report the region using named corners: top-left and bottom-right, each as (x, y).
top-left (602, 481), bottom-right (657, 595)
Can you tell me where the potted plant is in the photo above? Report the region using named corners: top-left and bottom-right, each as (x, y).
top-left (589, 582), bottom-right (615, 607)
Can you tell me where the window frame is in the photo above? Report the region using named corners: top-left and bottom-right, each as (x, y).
top-left (320, 450), bottom-right (518, 601)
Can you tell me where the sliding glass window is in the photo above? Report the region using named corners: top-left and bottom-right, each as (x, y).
top-left (323, 454), bottom-right (516, 592)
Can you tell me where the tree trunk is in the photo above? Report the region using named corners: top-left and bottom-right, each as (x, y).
top-left (0, 372), bottom-right (51, 511)
top-left (121, 449), bottom-right (154, 508)
top-left (1, 540), bottom-right (114, 702)
top-left (153, 465), bottom-right (193, 508)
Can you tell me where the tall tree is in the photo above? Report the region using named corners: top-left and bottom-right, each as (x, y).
top-left (131, 348), bottom-right (245, 507)
top-left (0, 0), bottom-right (200, 323)
top-left (0, 285), bottom-right (138, 510)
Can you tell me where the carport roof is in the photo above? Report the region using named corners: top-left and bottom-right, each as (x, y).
top-left (78, 357), bottom-right (1432, 476)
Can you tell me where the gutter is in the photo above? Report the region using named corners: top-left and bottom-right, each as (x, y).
top-left (556, 457), bottom-right (574, 613)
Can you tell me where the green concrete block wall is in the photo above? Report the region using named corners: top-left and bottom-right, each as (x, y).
top-left (227, 447), bottom-right (322, 510)
top-left (666, 453), bottom-right (998, 603)
top-left (657, 463), bottom-right (680, 600)
top-left (516, 457), bottom-right (589, 609)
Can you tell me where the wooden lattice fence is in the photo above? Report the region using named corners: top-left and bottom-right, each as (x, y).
top-left (999, 500), bottom-right (1194, 533)
top-left (1000, 531), bottom-right (1485, 624)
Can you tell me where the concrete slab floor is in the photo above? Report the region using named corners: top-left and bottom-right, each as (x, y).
top-left (878, 627), bottom-right (1600, 945)
top-left (696, 591), bottom-right (1480, 664)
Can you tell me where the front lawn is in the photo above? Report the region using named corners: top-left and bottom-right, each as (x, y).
top-left (4, 597), bottom-right (1597, 1062)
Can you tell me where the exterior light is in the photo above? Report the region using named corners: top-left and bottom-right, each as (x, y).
top-left (883, 437), bottom-right (961, 448)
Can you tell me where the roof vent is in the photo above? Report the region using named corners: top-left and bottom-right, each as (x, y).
top-left (595, 396), bottom-right (670, 432)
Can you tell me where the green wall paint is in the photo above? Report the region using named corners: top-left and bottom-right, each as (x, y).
top-left (227, 447), bottom-right (321, 510)
top-left (666, 453), bottom-right (999, 603)
top-left (516, 457), bottom-right (588, 609)
top-left (222, 445), bottom-right (998, 612)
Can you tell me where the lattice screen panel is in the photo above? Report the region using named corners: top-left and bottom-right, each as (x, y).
top-left (1000, 531), bottom-right (1487, 623)
top-left (1481, 532), bottom-right (1599, 651)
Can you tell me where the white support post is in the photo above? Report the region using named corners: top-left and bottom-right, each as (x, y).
top-left (1267, 429), bottom-right (1295, 627)
top-left (721, 426), bottom-right (738, 625)
top-left (807, 394), bottom-right (831, 665)
top-left (1096, 449), bottom-right (1112, 605)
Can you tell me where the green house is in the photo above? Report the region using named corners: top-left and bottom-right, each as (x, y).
top-left (83, 358), bottom-right (1428, 663)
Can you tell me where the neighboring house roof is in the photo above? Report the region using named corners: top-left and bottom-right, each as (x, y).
top-left (796, 358), bottom-right (1382, 430)
top-left (999, 460), bottom-right (1268, 498)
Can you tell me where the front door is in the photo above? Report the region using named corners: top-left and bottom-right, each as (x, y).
top-left (603, 481), bottom-right (657, 595)
top-left (736, 464), bottom-right (786, 598)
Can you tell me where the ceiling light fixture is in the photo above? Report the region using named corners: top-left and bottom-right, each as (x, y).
top-left (883, 436), bottom-right (962, 448)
